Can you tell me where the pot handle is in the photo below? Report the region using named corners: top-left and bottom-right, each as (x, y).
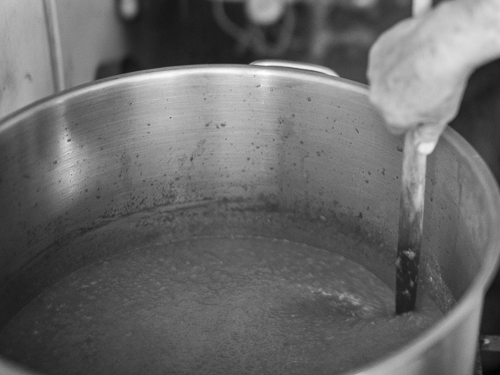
top-left (250, 60), bottom-right (339, 77)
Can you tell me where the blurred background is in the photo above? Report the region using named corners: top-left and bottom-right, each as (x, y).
top-left (0, 0), bottom-right (499, 373)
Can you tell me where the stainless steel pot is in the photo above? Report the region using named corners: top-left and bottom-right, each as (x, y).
top-left (0, 64), bottom-right (499, 375)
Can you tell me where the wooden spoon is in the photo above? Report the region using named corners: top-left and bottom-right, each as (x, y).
top-left (395, 0), bottom-right (432, 315)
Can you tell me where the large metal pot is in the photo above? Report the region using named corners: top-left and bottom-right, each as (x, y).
top-left (0, 65), bottom-right (499, 375)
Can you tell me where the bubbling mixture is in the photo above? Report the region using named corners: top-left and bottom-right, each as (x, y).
top-left (0, 235), bottom-right (441, 375)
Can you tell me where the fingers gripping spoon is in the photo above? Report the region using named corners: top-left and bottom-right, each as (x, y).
top-left (395, 0), bottom-right (433, 315)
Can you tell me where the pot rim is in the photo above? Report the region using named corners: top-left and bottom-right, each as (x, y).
top-left (1, 64), bottom-right (499, 375)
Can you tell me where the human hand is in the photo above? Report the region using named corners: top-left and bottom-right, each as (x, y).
top-left (367, 2), bottom-right (473, 154)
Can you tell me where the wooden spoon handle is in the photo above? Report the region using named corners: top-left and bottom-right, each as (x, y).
top-left (396, 130), bottom-right (427, 314)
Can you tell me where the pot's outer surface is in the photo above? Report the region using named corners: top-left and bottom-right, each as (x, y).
top-left (0, 65), bottom-right (499, 375)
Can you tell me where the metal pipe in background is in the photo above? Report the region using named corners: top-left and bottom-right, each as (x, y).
top-left (43, 0), bottom-right (65, 92)
top-left (412, 0), bottom-right (432, 16)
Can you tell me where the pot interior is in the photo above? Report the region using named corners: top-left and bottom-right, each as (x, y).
top-left (0, 65), bottom-right (499, 375)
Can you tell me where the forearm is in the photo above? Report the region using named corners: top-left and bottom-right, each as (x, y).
top-left (441, 0), bottom-right (500, 71)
